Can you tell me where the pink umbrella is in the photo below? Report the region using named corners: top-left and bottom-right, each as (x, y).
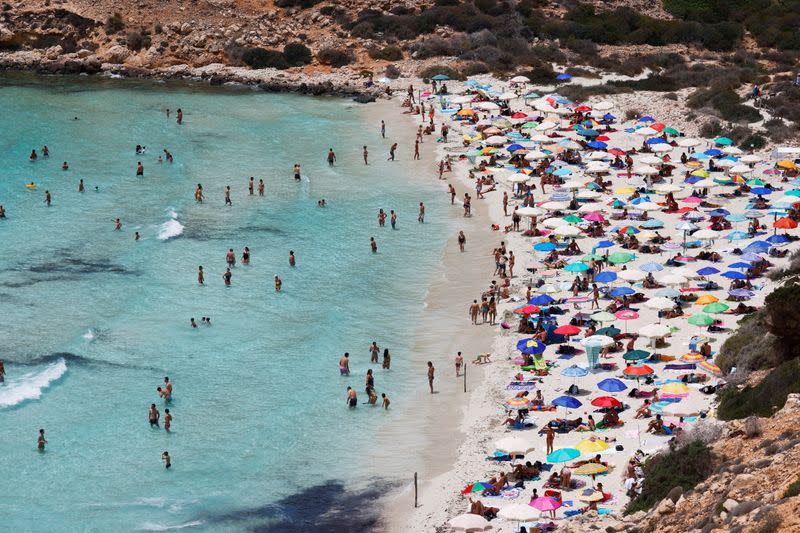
top-left (614, 309), bottom-right (639, 332)
top-left (682, 196), bottom-right (703, 203)
top-left (583, 212), bottom-right (606, 222)
top-left (529, 496), bottom-right (562, 512)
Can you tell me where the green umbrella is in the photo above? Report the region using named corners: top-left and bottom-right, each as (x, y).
top-left (582, 253), bottom-right (604, 261)
top-left (608, 251), bottom-right (634, 264)
top-left (663, 127), bottom-right (680, 135)
top-left (522, 121), bottom-right (538, 129)
top-left (746, 179), bottom-right (765, 187)
top-left (596, 326), bottom-right (621, 336)
top-left (688, 314), bottom-right (715, 326)
top-left (591, 311), bottom-right (616, 323)
top-left (563, 215), bottom-right (583, 224)
top-left (624, 349), bottom-right (650, 361)
top-left (703, 302), bottom-right (730, 314)
top-left (714, 137), bottom-right (733, 145)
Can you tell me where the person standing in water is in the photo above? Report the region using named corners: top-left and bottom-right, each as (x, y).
top-left (289, 251), bottom-right (296, 267)
top-left (381, 393), bottom-right (390, 410)
top-left (363, 146), bottom-right (369, 165)
top-left (44, 190), bottom-right (51, 206)
top-left (388, 143), bottom-right (397, 161)
top-left (248, 177), bottom-right (254, 195)
top-left (176, 108), bottom-right (183, 124)
top-left (114, 218), bottom-right (122, 231)
top-left (37, 429), bottom-right (47, 451)
top-left (274, 275), bottom-right (282, 292)
top-left (327, 148), bottom-right (336, 166)
top-left (369, 342), bottom-right (380, 364)
top-left (418, 202), bottom-right (425, 223)
top-left (258, 179), bottom-right (265, 196)
top-left (30, 149), bottom-right (38, 161)
top-left (136, 162), bottom-right (144, 176)
top-left (224, 186), bottom-right (232, 206)
top-left (161, 451), bottom-right (172, 468)
top-left (427, 361), bottom-right (435, 393)
top-left (135, 231), bottom-right (140, 241)
top-left (458, 230), bottom-right (466, 252)
top-left (390, 210), bottom-right (397, 229)
top-left (195, 184), bottom-right (204, 203)
top-left (380, 120), bottom-right (386, 138)
top-left (149, 404), bottom-right (160, 428)
top-left (226, 249), bottom-right (236, 267)
top-left (346, 386), bottom-right (357, 408)
top-left (78, 179), bottom-right (84, 193)
top-left (223, 268), bottom-right (232, 286)
top-left (293, 164), bottom-right (301, 180)
top-left (241, 247), bottom-right (250, 265)
top-left (197, 266), bottom-right (204, 285)
top-left (0, 359), bottom-right (5, 382)
top-left (339, 352), bottom-right (350, 375)
top-left (370, 237), bottom-right (377, 253)
top-left (164, 409), bottom-right (172, 432)
top-left (382, 348), bottom-right (391, 370)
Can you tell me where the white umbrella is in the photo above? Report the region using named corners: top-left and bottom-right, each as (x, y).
top-left (693, 228), bottom-right (719, 240)
top-left (740, 154), bottom-right (761, 163)
top-left (636, 127), bottom-right (658, 136)
top-left (448, 513), bottom-right (492, 532)
top-left (639, 323), bottom-right (671, 338)
top-left (633, 201), bottom-right (661, 211)
top-left (511, 75), bottom-right (530, 83)
top-left (723, 146), bottom-right (743, 155)
top-left (498, 503), bottom-right (541, 522)
top-left (535, 102), bottom-right (557, 113)
top-left (541, 201), bottom-right (568, 211)
top-left (677, 138), bottom-right (702, 148)
top-left (508, 173), bottom-right (531, 183)
top-left (525, 150), bottom-right (549, 161)
top-left (535, 121), bottom-right (558, 132)
top-left (451, 95), bottom-right (474, 105)
top-left (530, 133), bottom-right (553, 143)
top-left (634, 165), bottom-right (659, 175)
top-left (653, 183), bottom-right (682, 193)
top-left (543, 216), bottom-right (570, 228)
top-left (618, 270), bottom-right (646, 282)
top-left (476, 102), bottom-right (500, 112)
top-left (485, 135), bottom-right (507, 146)
top-left (581, 335), bottom-right (615, 347)
top-left (729, 164), bottom-right (752, 174)
top-left (588, 151), bottom-right (612, 160)
top-left (651, 144), bottom-right (673, 153)
top-left (498, 91), bottom-right (518, 101)
top-left (716, 159), bottom-right (735, 168)
top-left (691, 179), bottom-right (717, 188)
top-left (639, 155), bottom-right (663, 165)
top-left (577, 190), bottom-right (601, 199)
top-left (593, 101), bottom-right (614, 111)
top-left (517, 206), bottom-right (544, 216)
top-left (554, 225), bottom-right (581, 237)
top-left (586, 161), bottom-right (610, 173)
top-left (562, 180), bottom-right (586, 190)
top-left (658, 273), bottom-right (687, 285)
top-left (494, 436), bottom-right (537, 455)
top-left (644, 297), bottom-right (676, 310)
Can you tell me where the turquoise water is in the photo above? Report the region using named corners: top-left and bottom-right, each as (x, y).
top-left (0, 75), bottom-right (449, 531)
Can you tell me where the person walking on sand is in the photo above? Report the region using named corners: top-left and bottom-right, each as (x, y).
top-left (591, 283), bottom-right (600, 309)
top-left (503, 191), bottom-right (509, 216)
top-left (544, 425), bottom-right (555, 454)
top-left (418, 202), bottom-right (425, 223)
top-left (427, 361), bottom-right (435, 393)
top-left (363, 145), bottom-right (369, 165)
top-left (469, 299), bottom-right (480, 325)
top-left (327, 148), bottom-right (336, 167)
top-left (458, 230), bottom-right (466, 252)
top-left (346, 386), bottom-right (357, 408)
top-left (197, 266), bottom-right (204, 285)
top-left (508, 251), bottom-right (515, 278)
top-left (370, 237), bottom-right (377, 253)
top-left (455, 351), bottom-right (463, 376)
top-left (388, 143), bottom-right (397, 161)
top-left (37, 429), bottom-right (47, 451)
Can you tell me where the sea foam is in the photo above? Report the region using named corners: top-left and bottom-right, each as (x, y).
top-left (0, 358), bottom-right (67, 408)
top-left (157, 211), bottom-right (184, 241)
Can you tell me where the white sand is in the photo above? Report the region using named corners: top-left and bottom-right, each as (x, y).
top-left (380, 77), bottom-right (800, 532)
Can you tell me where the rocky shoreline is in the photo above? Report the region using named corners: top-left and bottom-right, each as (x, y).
top-left (0, 51), bottom-right (385, 101)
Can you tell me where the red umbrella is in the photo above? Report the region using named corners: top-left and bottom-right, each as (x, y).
top-left (575, 105), bottom-right (592, 112)
top-left (774, 217), bottom-right (798, 229)
top-left (512, 112), bottom-right (528, 119)
top-left (623, 365), bottom-right (654, 377)
top-left (651, 123), bottom-right (666, 131)
top-left (609, 148), bottom-right (626, 156)
top-left (596, 135), bottom-right (611, 141)
top-left (514, 304), bottom-right (541, 315)
top-left (554, 324), bottom-right (581, 335)
top-left (591, 396), bottom-right (622, 408)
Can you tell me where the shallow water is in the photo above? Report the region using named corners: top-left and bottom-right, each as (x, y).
top-left (0, 75), bottom-right (449, 531)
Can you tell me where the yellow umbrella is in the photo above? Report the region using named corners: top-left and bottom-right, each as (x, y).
top-left (695, 294), bottom-right (719, 305)
top-left (615, 187), bottom-right (635, 195)
top-left (686, 161), bottom-right (703, 168)
top-left (681, 352), bottom-right (705, 362)
top-left (777, 160), bottom-right (797, 170)
top-left (574, 463), bottom-right (609, 475)
top-left (691, 169), bottom-right (710, 178)
top-left (576, 439), bottom-right (610, 453)
top-left (661, 382), bottom-right (689, 395)
top-left (457, 108), bottom-right (476, 116)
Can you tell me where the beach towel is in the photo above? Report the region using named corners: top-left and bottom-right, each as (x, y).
top-left (664, 363), bottom-right (696, 371)
top-left (485, 487), bottom-right (522, 500)
top-left (506, 381), bottom-right (538, 390)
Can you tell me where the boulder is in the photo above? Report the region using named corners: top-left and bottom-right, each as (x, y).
top-left (104, 45), bottom-right (130, 63)
top-left (656, 498), bottom-right (675, 515)
top-left (723, 498), bottom-right (739, 513)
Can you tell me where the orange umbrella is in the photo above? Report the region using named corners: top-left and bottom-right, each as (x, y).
top-left (623, 365), bottom-right (654, 377)
top-left (457, 108), bottom-right (476, 116)
top-left (774, 217), bottom-right (798, 229)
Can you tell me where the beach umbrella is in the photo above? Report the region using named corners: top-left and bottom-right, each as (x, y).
top-left (591, 396), bottom-right (622, 408)
top-left (554, 226), bottom-right (581, 237)
top-left (688, 314), bottom-right (715, 326)
top-left (517, 338), bottom-right (546, 354)
top-left (576, 439), bottom-right (610, 453)
top-left (721, 271), bottom-right (748, 280)
top-left (623, 364), bottom-right (654, 377)
top-left (597, 378), bottom-right (627, 392)
top-left (533, 242), bottom-right (558, 252)
top-left (514, 304), bottom-right (541, 315)
top-left (623, 349), bottom-right (650, 361)
top-left (658, 273), bottom-right (687, 286)
top-left (644, 297), bottom-right (675, 311)
top-left (681, 352), bottom-right (705, 362)
top-left (578, 489), bottom-right (605, 502)
top-left (699, 360), bottom-right (722, 375)
top-left (655, 288), bottom-right (681, 298)
top-left (448, 513), bottom-right (492, 532)
top-left (552, 396), bottom-right (582, 409)
top-left (640, 219), bottom-right (665, 229)
top-left (575, 463), bottom-right (609, 476)
top-left (618, 270), bottom-right (645, 282)
top-left (530, 496), bottom-right (562, 512)
top-left (431, 74), bottom-right (450, 80)
top-left (562, 365), bottom-right (589, 378)
top-left (529, 294), bottom-right (556, 306)
top-left (609, 287), bottom-right (635, 297)
top-left (696, 266), bottom-right (720, 277)
top-left (505, 397), bottom-right (532, 410)
top-left (596, 326), bottom-right (621, 336)
top-left (608, 251), bottom-right (634, 264)
top-left (498, 503), bottom-right (540, 522)
top-left (729, 288), bottom-right (754, 299)
top-left (547, 448), bottom-right (580, 463)
top-left (494, 436), bottom-right (537, 456)
top-left (564, 261), bottom-right (591, 272)
top-left (511, 75), bottom-right (530, 83)
top-left (461, 482), bottom-right (494, 494)
top-left (639, 262), bottom-right (664, 272)
top-left (618, 226), bottom-right (640, 235)
top-left (661, 382), bottom-right (689, 398)
top-left (695, 294), bottom-right (719, 305)
top-left (554, 324), bottom-right (581, 335)
top-left (774, 217), bottom-right (798, 229)
top-left (768, 234), bottom-right (790, 244)
top-left (594, 271), bottom-right (617, 283)
top-left (591, 311), bottom-right (616, 323)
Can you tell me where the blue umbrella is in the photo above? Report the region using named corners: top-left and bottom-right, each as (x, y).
top-left (594, 271), bottom-right (617, 283)
top-left (725, 231), bottom-right (749, 241)
top-left (552, 395), bottom-right (583, 408)
top-left (432, 74), bottom-right (450, 81)
top-left (645, 137), bottom-right (667, 145)
top-left (507, 143), bottom-right (525, 152)
top-left (639, 262), bottom-right (664, 272)
top-left (577, 128), bottom-right (600, 137)
top-left (741, 253), bottom-right (764, 262)
top-left (609, 287), bottom-right (635, 297)
top-left (597, 378), bottom-right (627, 392)
top-left (708, 209), bottom-right (730, 217)
top-left (562, 365), bottom-right (589, 377)
top-left (595, 240), bottom-right (615, 249)
top-left (743, 241), bottom-right (771, 253)
top-left (684, 176), bottom-right (703, 184)
top-left (726, 214), bottom-right (747, 223)
top-left (655, 287), bottom-right (681, 298)
top-left (602, 113), bottom-right (616, 121)
top-left (556, 73), bottom-right (572, 80)
top-left (704, 149), bottom-right (722, 156)
top-left (630, 196), bottom-right (652, 204)
top-left (553, 168), bottom-right (573, 177)
top-left (534, 242), bottom-right (557, 252)
top-left (640, 219), bottom-right (664, 228)
top-left (529, 294), bottom-right (556, 306)
top-left (750, 187), bottom-right (772, 195)
top-left (638, 116), bottom-right (655, 123)
top-left (587, 140), bottom-right (607, 149)
top-left (767, 234), bottom-right (789, 244)
top-left (729, 262), bottom-right (752, 269)
top-left (696, 266), bottom-right (720, 276)
top-left (517, 338), bottom-right (546, 354)
top-left (721, 271), bottom-right (748, 279)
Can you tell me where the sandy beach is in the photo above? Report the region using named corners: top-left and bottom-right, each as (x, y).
top-left (374, 75), bottom-right (800, 532)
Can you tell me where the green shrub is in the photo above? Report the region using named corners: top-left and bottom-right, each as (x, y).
top-left (317, 47), bottom-right (354, 67)
top-left (625, 441), bottom-right (714, 514)
top-left (419, 65), bottom-right (461, 80)
top-left (718, 357), bottom-right (800, 419)
top-left (739, 133), bottom-right (767, 150)
top-left (283, 42), bottom-right (312, 66)
top-left (784, 477), bottom-right (800, 498)
top-left (126, 31), bottom-right (144, 51)
top-left (367, 45), bottom-right (403, 61)
top-left (242, 48), bottom-right (288, 69)
top-left (105, 13), bottom-right (125, 34)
